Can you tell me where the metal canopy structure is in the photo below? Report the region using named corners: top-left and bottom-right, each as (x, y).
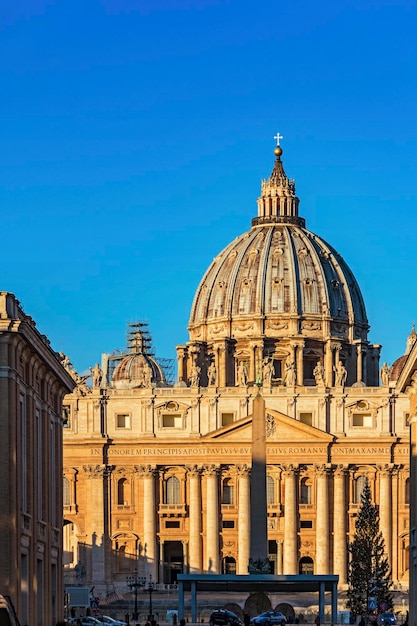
top-left (177, 574), bottom-right (339, 623)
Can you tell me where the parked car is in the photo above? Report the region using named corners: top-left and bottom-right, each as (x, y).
top-left (95, 617), bottom-right (127, 626)
top-left (377, 614), bottom-right (396, 626)
top-left (68, 618), bottom-right (102, 626)
top-left (250, 612), bottom-right (287, 626)
top-left (210, 609), bottom-right (242, 626)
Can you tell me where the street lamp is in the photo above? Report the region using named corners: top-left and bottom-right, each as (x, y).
top-left (146, 575), bottom-right (155, 623)
top-left (126, 570), bottom-right (146, 621)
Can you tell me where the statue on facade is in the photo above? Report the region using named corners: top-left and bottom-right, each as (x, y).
top-left (380, 362), bottom-right (391, 387)
top-left (313, 362), bottom-right (326, 386)
top-left (334, 360), bottom-right (347, 387)
top-left (285, 360), bottom-right (296, 386)
top-left (189, 363), bottom-right (201, 387)
top-left (237, 361), bottom-right (248, 387)
top-left (207, 361), bottom-right (216, 386)
top-left (262, 357), bottom-right (274, 387)
top-left (90, 363), bottom-right (103, 388)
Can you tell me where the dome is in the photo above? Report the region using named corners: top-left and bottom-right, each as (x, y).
top-left (189, 148), bottom-right (369, 346)
top-left (112, 322), bottom-right (167, 389)
top-left (179, 142), bottom-right (380, 389)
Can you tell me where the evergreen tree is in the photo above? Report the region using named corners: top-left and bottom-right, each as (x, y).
top-left (347, 480), bottom-right (393, 619)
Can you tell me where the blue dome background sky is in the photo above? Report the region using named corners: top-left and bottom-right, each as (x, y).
top-left (1, 0), bottom-right (417, 373)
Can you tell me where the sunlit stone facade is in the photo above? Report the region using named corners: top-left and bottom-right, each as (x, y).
top-left (62, 147), bottom-right (412, 598)
top-left (0, 292), bottom-right (75, 626)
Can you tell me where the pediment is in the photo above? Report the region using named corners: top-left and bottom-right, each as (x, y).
top-left (201, 407), bottom-right (334, 443)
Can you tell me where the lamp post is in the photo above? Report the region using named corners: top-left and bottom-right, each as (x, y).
top-left (147, 575), bottom-right (155, 623)
top-left (126, 570), bottom-right (144, 621)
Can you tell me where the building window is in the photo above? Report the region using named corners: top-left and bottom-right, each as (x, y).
top-left (63, 477), bottom-right (70, 507)
top-left (222, 520), bottom-right (235, 529)
top-left (354, 476), bottom-right (367, 504)
top-left (116, 414), bottom-right (130, 429)
top-left (222, 556), bottom-right (236, 573)
top-left (405, 478), bottom-right (410, 505)
top-left (300, 520), bottom-right (313, 529)
top-left (62, 405), bottom-right (70, 427)
top-left (222, 478), bottom-right (234, 504)
top-left (162, 414), bottom-right (182, 428)
top-left (352, 413), bottom-right (372, 427)
top-left (221, 412), bottom-right (234, 427)
top-left (166, 476), bottom-right (180, 504)
top-left (299, 556), bottom-right (314, 574)
top-left (267, 476), bottom-right (275, 504)
top-left (166, 521), bottom-right (180, 529)
top-left (300, 478), bottom-right (312, 504)
top-left (117, 478), bottom-right (129, 505)
top-left (299, 412), bottom-right (313, 426)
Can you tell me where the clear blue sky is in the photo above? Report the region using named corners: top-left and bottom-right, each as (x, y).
top-left (2, 0), bottom-right (417, 374)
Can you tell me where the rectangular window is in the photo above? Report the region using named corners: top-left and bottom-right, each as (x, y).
top-left (162, 414), bottom-right (182, 428)
top-left (300, 520), bottom-right (313, 529)
top-left (352, 413), bottom-right (372, 427)
top-left (221, 413), bottom-right (234, 427)
top-left (222, 520), bottom-right (235, 529)
top-left (116, 414), bottom-right (130, 429)
top-left (165, 521), bottom-right (180, 529)
top-left (62, 405), bottom-right (70, 428)
top-left (299, 412), bottom-right (313, 426)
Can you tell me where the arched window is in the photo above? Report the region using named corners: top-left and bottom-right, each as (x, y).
top-left (222, 556), bottom-right (236, 574)
top-left (166, 476), bottom-right (180, 504)
top-left (300, 478), bottom-right (312, 504)
top-left (63, 477), bottom-right (70, 507)
top-left (222, 478), bottom-right (234, 504)
top-left (299, 556), bottom-right (314, 575)
top-left (354, 476), bottom-right (367, 504)
top-left (117, 478), bottom-right (128, 505)
top-left (405, 478), bottom-right (410, 505)
top-left (267, 476), bottom-right (275, 504)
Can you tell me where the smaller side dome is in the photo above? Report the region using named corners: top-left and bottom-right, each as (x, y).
top-left (111, 322), bottom-right (167, 389)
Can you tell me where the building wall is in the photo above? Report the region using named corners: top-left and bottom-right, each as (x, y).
top-left (62, 380), bottom-right (410, 597)
top-left (0, 292), bottom-right (75, 626)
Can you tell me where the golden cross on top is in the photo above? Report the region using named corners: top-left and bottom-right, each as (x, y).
top-left (274, 132), bottom-right (283, 146)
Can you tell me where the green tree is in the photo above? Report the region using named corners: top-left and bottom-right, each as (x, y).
top-left (347, 479), bottom-right (393, 620)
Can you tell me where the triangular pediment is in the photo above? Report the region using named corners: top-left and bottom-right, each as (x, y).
top-left (201, 407), bottom-right (334, 443)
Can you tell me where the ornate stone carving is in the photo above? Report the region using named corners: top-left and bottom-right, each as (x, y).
top-left (266, 413), bottom-right (276, 437)
top-left (83, 464), bottom-right (112, 479)
top-left (248, 557), bottom-right (271, 574)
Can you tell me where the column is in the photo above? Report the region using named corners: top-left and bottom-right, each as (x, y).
top-left (324, 342), bottom-right (334, 387)
top-left (356, 343), bottom-right (363, 383)
top-left (188, 466), bottom-right (202, 573)
top-left (333, 465), bottom-right (347, 586)
top-left (237, 465), bottom-right (251, 574)
top-left (282, 465), bottom-right (298, 574)
top-left (204, 465), bottom-right (220, 573)
top-left (176, 347), bottom-right (187, 384)
top-left (218, 346), bottom-right (227, 388)
top-left (83, 464), bottom-right (107, 587)
top-left (378, 465), bottom-right (392, 566)
top-left (315, 465), bottom-right (329, 574)
top-left (142, 465), bottom-right (158, 579)
top-left (295, 341), bottom-right (304, 387)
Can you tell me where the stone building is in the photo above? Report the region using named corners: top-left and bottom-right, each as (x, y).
top-left (62, 144), bottom-right (412, 598)
top-left (0, 292), bottom-right (75, 626)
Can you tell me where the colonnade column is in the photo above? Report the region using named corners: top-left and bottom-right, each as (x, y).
top-left (141, 465), bottom-right (158, 579)
top-left (315, 465), bottom-right (330, 574)
top-left (237, 465), bottom-right (251, 574)
top-left (282, 465), bottom-right (298, 574)
top-left (204, 465), bottom-right (220, 573)
top-left (378, 464), bottom-right (392, 565)
top-left (187, 465), bottom-right (202, 573)
top-left (333, 465), bottom-right (347, 585)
